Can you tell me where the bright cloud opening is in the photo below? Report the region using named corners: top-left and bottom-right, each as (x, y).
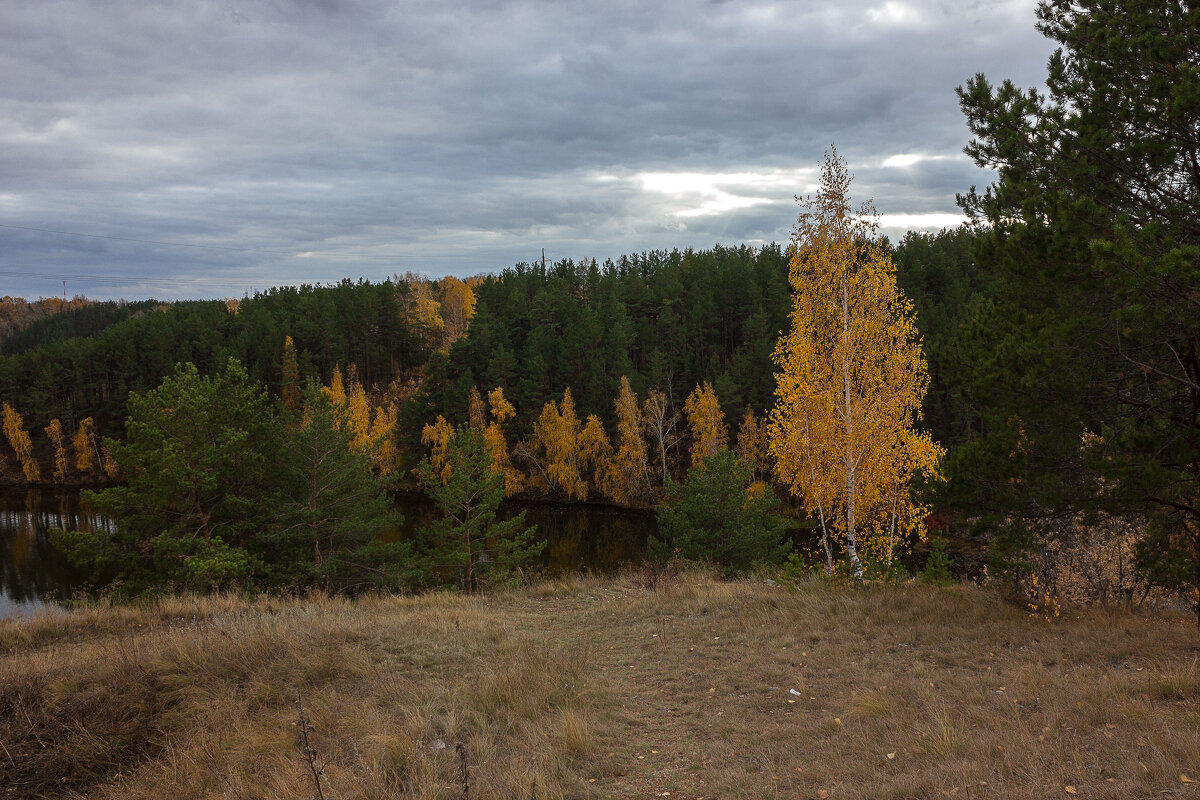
top-left (877, 212), bottom-right (968, 229)
top-left (635, 169), bottom-right (815, 218)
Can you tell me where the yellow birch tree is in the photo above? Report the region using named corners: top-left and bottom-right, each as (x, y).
top-left (531, 388), bottom-right (587, 500)
top-left (44, 419), bottom-right (69, 482)
top-left (768, 148), bottom-right (941, 580)
top-left (604, 376), bottom-right (652, 505)
top-left (683, 381), bottom-right (728, 469)
top-left (421, 415), bottom-right (455, 484)
top-left (642, 388), bottom-right (679, 490)
top-left (468, 385), bottom-right (487, 430)
top-left (73, 417), bottom-right (99, 475)
top-left (322, 366), bottom-right (347, 407)
top-left (483, 386), bottom-right (524, 496)
top-left (440, 276), bottom-right (477, 348)
top-left (2, 403), bottom-right (40, 482)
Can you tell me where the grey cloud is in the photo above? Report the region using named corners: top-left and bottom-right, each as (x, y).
top-left (0, 0), bottom-right (1054, 299)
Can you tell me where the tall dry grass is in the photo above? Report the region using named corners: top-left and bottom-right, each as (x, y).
top-left (1, 570), bottom-right (1197, 799)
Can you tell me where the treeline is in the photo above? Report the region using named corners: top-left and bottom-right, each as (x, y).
top-left (0, 279), bottom-right (445, 459)
top-left (0, 237), bottom-right (986, 495)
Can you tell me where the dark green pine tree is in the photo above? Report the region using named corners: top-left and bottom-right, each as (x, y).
top-left (53, 360), bottom-right (281, 593)
top-left (651, 449), bottom-right (788, 574)
top-left (957, 0), bottom-right (1200, 622)
top-left (416, 425), bottom-right (543, 592)
top-left (269, 384), bottom-right (411, 592)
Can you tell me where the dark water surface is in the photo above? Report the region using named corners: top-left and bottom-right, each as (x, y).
top-left (0, 488), bottom-right (978, 621)
top-left (0, 487), bottom-right (657, 620)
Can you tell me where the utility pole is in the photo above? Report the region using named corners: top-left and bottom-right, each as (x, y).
top-left (541, 248), bottom-right (546, 271)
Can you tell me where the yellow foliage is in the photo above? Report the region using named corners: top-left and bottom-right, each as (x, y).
top-left (322, 366), bottom-right (347, 407)
top-left (398, 275), bottom-right (446, 350)
top-left (736, 408), bottom-right (769, 481)
top-left (440, 276), bottom-right (477, 348)
top-left (421, 415), bottom-right (455, 484)
top-left (483, 386), bottom-right (522, 496)
top-left (2, 403), bottom-right (40, 482)
top-left (73, 417), bottom-right (97, 475)
top-left (102, 445), bottom-right (119, 479)
top-left (532, 388), bottom-right (587, 500)
top-left (468, 386), bottom-right (486, 430)
top-left (368, 403), bottom-right (399, 475)
top-left (768, 149), bottom-right (943, 578)
top-left (579, 413), bottom-right (613, 474)
top-left (345, 382), bottom-right (373, 453)
top-left (604, 377), bottom-right (651, 506)
top-left (683, 381), bottom-right (728, 469)
top-left (488, 386), bottom-right (515, 423)
top-left (44, 419), bottom-right (68, 482)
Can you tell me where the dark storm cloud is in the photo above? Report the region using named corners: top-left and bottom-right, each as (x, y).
top-left (0, 0), bottom-right (1054, 299)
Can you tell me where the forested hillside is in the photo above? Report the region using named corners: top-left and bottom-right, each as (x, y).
top-left (0, 236), bottom-right (982, 491)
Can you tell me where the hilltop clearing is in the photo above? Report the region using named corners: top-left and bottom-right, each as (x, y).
top-left (2, 572), bottom-right (1197, 799)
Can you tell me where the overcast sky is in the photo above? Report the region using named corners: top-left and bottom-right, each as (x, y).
top-left (1, 0), bottom-right (1054, 301)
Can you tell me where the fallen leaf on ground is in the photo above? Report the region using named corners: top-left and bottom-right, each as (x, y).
top-left (1064, 786), bottom-right (1077, 794)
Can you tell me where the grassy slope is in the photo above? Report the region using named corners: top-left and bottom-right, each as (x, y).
top-left (1, 573), bottom-right (1198, 799)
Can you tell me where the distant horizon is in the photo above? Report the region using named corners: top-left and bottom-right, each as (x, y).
top-left (3, 223), bottom-right (976, 304)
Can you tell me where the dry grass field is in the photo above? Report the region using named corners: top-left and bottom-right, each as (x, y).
top-left (2, 570), bottom-right (1198, 799)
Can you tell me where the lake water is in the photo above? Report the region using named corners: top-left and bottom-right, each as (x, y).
top-left (0, 487), bottom-right (974, 621)
top-left (0, 487), bottom-right (658, 619)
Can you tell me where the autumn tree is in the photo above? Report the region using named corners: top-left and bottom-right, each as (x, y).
top-left (736, 408), bottom-right (769, 483)
top-left (527, 388), bottom-right (588, 500)
top-left (684, 381), bottom-right (728, 469)
top-left (2, 403), bottom-right (40, 482)
top-left (467, 385), bottom-right (487, 430)
top-left (421, 415), bottom-right (455, 484)
top-left (483, 387), bottom-right (523, 496)
top-left (440, 276), bottom-right (477, 348)
top-left (579, 413), bottom-right (613, 492)
top-left (281, 335), bottom-right (301, 413)
top-left (642, 388), bottom-right (680, 489)
top-left (44, 419), bottom-right (69, 482)
top-left (604, 376), bottom-right (652, 505)
top-left (73, 417), bottom-right (99, 476)
top-left (322, 365), bottom-right (347, 407)
top-left (399, 273), bottom-right (446, 349)
top-left (769, 149), bottom-right (941, 580)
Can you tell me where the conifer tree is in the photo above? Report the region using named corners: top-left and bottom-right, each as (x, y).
top-left (282, 335), bottom-right (301, 413)
top-left (416, 425), bottom-right (541, 592)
